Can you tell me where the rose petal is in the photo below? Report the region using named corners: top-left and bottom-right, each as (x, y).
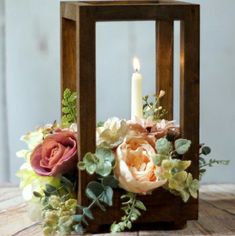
top-left (30, 131), bottom-right (77, 176)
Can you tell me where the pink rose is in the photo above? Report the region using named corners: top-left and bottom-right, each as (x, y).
top-left (114, 137), bottom-right (166, 194)
top-left (30, 131), bottom-right (77, 176)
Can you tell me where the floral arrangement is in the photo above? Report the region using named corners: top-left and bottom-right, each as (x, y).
top-left (17, 89), bottom-right (229, 236)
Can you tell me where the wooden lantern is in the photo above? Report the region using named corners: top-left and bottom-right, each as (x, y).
top-left (61, 0), bottom-right (199, 233)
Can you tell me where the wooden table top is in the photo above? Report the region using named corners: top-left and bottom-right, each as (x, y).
top-left (0, 184), bottom-right (235, 236)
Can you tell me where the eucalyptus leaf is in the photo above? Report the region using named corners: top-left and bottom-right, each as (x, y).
top-left (100, 186), bottom-right (113, 206)
top-left (96, 147), bottom-right (114, 163)
top-left (156, 138), bottom-right (173, 155)
top-left (85, 181), bottom-right (104, 200)
top-left (86, 163), bottom-right (97, 175)
top-left (73, 214), bottom-right (83, 222)
top-left (152, 154), bottom-right (169, 165)
top-left (102, 175), bottom-right (119, 188)
top-left (83, 207), bottom-right (94, 220)
top-left (202, 146), bottom-right (211, 155)
top-left (74, 224), bottom-right (84, 234)
top-left (96, 161), bottom-right (112, 177)
top-left (77, 162), bottom-right (86, 170)
top-left (175, 139), bottom-right (191, 155)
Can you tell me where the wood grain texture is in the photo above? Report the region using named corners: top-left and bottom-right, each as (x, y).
top-left (156, 21), bottom-right (174, 120)
top-left (60, 1), bottom-right (200, 232)
top-left (76, 6), bottom-right (97, 208)
top-left (1, 185), bottom-right (235, 236)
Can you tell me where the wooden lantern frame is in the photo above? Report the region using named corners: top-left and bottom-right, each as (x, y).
top-left (61, 0), bottom-right (199, 233)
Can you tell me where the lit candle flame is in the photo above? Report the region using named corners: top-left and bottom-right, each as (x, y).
top-left (133, 57), bottom-right (140, 72)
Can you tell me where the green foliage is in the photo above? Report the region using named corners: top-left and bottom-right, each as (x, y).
top-left (160, 159), bottom-right (199, 202)
top-left (102, 175), bottom-right (119, 188)
top-left (199, 144), bottom-right (230, 180)
top-left (142, 92), bottom-right (167, 121)
top-left (175, 139), bottom-right (192, 155)
top-left (156, 138), bottom-right (173, 155)
top-left (78, 147), bottom-right (115, 177)
top-left (154, 137), bottom-right (198, 202)
top-left (72, 180), bottom-right (115, 234)
top-left (62, 88), bottom-right (77, 127)
top-left (97, 121), bottom-right (104, 127)
top-left (111, 193), bottom-right (146, 233)
top-left (33, 176), bottom-right (77, 235)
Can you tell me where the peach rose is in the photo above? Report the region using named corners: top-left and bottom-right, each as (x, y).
top-left (114, 137), bottom-right (166, 194)
top-left (30, 131), bottom-right (77, 176)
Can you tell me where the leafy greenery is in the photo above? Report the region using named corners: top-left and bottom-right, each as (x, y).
top-left (72, 180), bottom-right (115, 234)
top-left (161, 160), bottom-right (199, 202)
top-left (142, 91), bottom-right (167, 121)
top-left (61, 88), bottom-right (77, 127)
top-left (174, 139), bottom-right (192, 155)
top-left (111, 193), bottom-right (146, 233)
top-left (199, 145), bottom-right (230, 180)
top-left (155, 137), bottom-right (199, 202)
top-left (78, 147), bottom-right (115, 177)
top-left (33, 177), bottom-right (77, 236)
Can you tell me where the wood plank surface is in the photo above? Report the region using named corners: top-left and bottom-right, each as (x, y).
top-left (1, 185), bottom-right (235, 236)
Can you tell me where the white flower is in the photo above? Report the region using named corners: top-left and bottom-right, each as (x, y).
top-left (96, 117), bottom-right (128, 148)
top-left (68, 123), bottom-right (77, 133)
top-left (20, 129), bottom-right (44, 150)
top-left (26, 201), bottom-right (43, 221)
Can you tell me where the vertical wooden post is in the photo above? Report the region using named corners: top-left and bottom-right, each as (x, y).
top-left (61, 18), bottom-right (77, 95)
top-left (156, 21), bottom-right (174, 120)
top-left (76, 6), bottom-right (96, 205)
top-left (180, 6), bottom-right (200, 181)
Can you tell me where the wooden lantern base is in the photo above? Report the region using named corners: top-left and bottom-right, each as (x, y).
top-left (61, 0), bottom-right (199, 233)
top-left (89, 188), bottom-right (197, 233)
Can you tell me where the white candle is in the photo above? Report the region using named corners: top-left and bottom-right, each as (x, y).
top-left (131, 57), bottom-right (143, 120)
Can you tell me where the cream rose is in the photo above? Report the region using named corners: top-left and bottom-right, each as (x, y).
top-left (96, 117), bottom-right (128, 148)
top-left (114, 137), bottom-right (166, 194)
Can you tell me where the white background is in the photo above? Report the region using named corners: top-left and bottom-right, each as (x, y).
top-left (0, 0), bottom-right (234, 183)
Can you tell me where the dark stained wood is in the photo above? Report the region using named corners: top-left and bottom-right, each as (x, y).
top-left (156, 21), bottom-right (174, 120)
top-left (2, 185), bottom-right (235, 235)
top-left (60, 1), bottom-right (200, 233)
top-left (76, 6), bottom-right (97, 207)
top-left (60, 16), bottom-right (77, 95)
top-left (67, 0), bottom-right (193, 6)
top-left (180, 5), bottom-right (200, 180)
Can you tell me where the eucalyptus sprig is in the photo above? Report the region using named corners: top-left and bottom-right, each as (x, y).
top-left (62, 88), bottom-right (77, 127)
top-left (111, 193), bottom-right (146, 233)
top-left (78, 147), bottom-right (115, 177)
top-left (199, 145), bottom-right (230, 180)
top-left (143, 90), bottom-right (167, 121)
top-left (73, 179), bottom-right (117, 234)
